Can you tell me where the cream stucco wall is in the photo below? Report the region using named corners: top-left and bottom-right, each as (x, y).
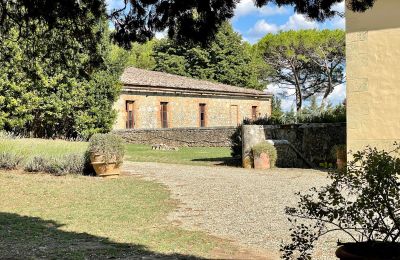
top-left (346, 0), bottom-right (400, 152)
top-left (113, 91), bottom-right (271, 129)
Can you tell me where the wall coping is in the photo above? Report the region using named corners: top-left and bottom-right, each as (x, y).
top-left (243, 122), bottom-right (346, 129)
top-left (113, 126), bottom-right (237, 132)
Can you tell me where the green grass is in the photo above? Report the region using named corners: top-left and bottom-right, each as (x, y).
top-left (0, 137), bottom-right (88, 159)
top-left (125, 144), bottom-right (234, 166)
top-left (1, 136), bottom-right (234, 167)
top-left (0, 171), bottom-right (236, 259)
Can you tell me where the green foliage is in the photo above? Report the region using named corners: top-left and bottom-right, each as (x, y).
top-left (0, 15), bottom-right (121, 139)
top-left (256, 29), bottom-right (345, 111)
top-left (251, 142), bottom-right (277, 167)
top-left (0, 152), bottom-right (24, 170)
top-left (281, 144), bottom-right (400, 259)
top-left (88, 133), bottom-right (125, 164)
top-left (153, 22), bottom-right (269, 90)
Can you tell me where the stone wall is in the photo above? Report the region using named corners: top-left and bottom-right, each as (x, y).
top-left (242, 123), bottom-right (346, 168)
top-left (114, 127), bottom-right (236, 147)
top-left (113, 91), bottom-right (271, 129)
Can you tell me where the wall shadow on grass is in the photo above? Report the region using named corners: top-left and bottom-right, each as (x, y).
top-left (191, 157), bottom-right (241, 167)
top-left (0, 212), bottom-right (204, 259)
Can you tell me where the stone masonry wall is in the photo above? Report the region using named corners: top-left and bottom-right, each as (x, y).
top-left (113, 91), bottom-right (271, 129)
top-left (114, 127), bottom-right (236, 147)
top-left (242, 123), bottom-right (346, 168)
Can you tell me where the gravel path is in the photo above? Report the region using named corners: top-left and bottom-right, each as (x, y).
top-left (123, 162), bottom-right (346, 259)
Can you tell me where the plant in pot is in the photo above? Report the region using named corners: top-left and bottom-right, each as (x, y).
top-left (332, 144), bottom-right (347, 171)
top-left (88, 133), bottom-right (125, 178)
top-left (251, 141), bottom-right (277, 170)
top-left (281, 144), bottom-right (400, 259)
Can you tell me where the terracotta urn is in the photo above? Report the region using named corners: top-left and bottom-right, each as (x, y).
top-left (253, 153), bottom-right (271, 170)
top-left (90, 154), bottom-right (120, 178)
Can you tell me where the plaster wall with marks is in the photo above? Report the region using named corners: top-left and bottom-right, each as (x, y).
top-left (346, 0), bottom-right (400, 152)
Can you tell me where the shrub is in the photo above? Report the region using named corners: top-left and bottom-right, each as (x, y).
top-left (0, 152), bottom-right (24, 170)
top-left (281, 144), bottom-right (400, 259)
top-left (230, 124), bottom-right (242, 158)
top-left (251, 142), bottom-right (277, 167)
top-left (25, 153), bottom-right (87, 175)
top-left (88, 133), bottom-right (125, 165)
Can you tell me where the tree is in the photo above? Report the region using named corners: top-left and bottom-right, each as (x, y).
top-left (271, 96), bottom-right (284, 119)
top-left (0, 15), bottom-right (122, 138)
top-left (256, 30), bottom-right (345, 111)
top-left (1, 0), bottom-right (364, 48)
top-left (153, 22), bottom-right (268, 90)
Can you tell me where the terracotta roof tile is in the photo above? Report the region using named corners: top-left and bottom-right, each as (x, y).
top-left (121, 67), bottom-right (271, 96)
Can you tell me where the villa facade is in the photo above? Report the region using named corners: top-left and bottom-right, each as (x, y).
top-left (346, 0), bottom-right (400, 152)
top-left (113, 67), bottom-right (272, 130)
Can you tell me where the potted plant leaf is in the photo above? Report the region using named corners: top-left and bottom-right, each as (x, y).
top-left (281, 143), bottom-right (400, 259)
top-left (251, 141), bottom-right (277, 170)
top-left (332, 144), bottom-right (347, 171)
top-left (88, 133), bottom-right (125, 178)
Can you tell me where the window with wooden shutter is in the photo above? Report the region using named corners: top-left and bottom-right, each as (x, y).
top-left (126, 101), bottom-right (135, 129)
top-left (252, 106), bottom-right (258, 121)
top-left (160, 102), bottom-right (168, 128)
top-left (199, 104), bottom-right (206, 127)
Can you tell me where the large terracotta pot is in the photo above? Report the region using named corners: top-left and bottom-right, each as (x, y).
top-left (90, 154), bottom-right (120, 178)
top-left (253, 153), bottom-right (271, 170)
top-left (336, 242), bottom-right (400, 260)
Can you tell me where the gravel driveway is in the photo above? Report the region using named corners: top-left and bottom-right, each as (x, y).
top-left (123, 162), bottom-right (346, 259)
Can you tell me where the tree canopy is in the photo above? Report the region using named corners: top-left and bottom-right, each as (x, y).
top-left (0, 0), bottom-right (373, 48)
top-left (152, 23), bottom-right (269, 90)
top-left (0, 13), bottom-right (122, 138)
top-left (256, 29), bottom-right (345, 111)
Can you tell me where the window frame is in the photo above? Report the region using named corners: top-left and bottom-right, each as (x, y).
top-left (160, 102), bottom-right (168, 128)
top-left (199, 103), bottom-right (206, 127)
top-left (125, 100), bottom-right (135, 129)
top-left (252, 106), bottom-right (258, 121)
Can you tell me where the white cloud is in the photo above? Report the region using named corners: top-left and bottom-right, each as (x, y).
top-left (246, 13), bottom-right (318, 42)
top-left (234, 0), bottom-right (288, 18)
top-left (328, 83), bottom-right (346, 105)
top-left (266, 82), bottom-right (346, 112)
top-left (155, 30), bottom-right (167, 39)
top-left (280, 13), bottom-right (319, 31)
top-left (332, 1), bottom-right (345, 13)
top-left (248, 20), bottom-right (279, 36)
top-left (106, 0), bottom-right (126, 13)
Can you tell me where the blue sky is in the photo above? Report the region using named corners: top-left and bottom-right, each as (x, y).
top-left (106, 0), bottom-right (346, 111)
top-left (230, 0), bottom-right (346, 111)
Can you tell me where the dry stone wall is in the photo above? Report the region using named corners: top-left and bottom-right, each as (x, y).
top-left (113, 127), bottom-right (236, 147)
top-left (242, 123), bottom-right (346, 168)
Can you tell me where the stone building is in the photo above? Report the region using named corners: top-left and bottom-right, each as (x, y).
top-left (113, 67), bottom-right (272, 129)
top-left (346, 0), bottom-right (400, 152)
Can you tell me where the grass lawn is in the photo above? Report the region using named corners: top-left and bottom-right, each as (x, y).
top-left (0, 171), bottom-right (238, 259)
top-left (0, 138), bottom-right (88, 159)
top-left (1, 137), bottom-right (234, 166)
top-left (125, 144), bottom-right (235, 166)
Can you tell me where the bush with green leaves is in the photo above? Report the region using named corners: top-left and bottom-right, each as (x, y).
top-left (88, 133), bottom-right (125, 165)
top-left (281, 144), bottom-right (400, 259)
top-left (251, 141), bottom-right (277, 167)
top-left (0, 152), bottom-right (24, 170)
